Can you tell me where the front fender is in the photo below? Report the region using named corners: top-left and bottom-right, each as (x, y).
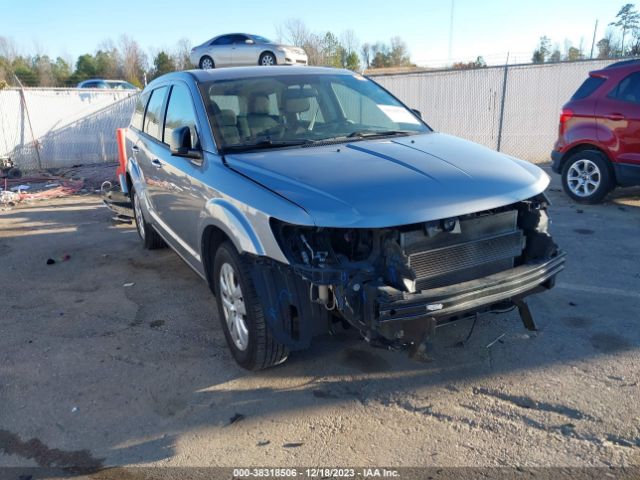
top-left (199, 198), bottom-right (289, 264)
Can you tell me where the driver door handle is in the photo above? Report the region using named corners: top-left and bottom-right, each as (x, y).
top-left (151, 159), bottom-right (163, 168)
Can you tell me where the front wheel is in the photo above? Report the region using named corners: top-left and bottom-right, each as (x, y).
top-left (212, 242), bottom-right (288, 370)
top-left (561, 150), bottom-right (614, 204)
top-left (259, 52), bottom-right (276, 66)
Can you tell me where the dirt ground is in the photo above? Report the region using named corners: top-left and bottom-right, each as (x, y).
top-left (0, 167), bottom-right (639, 477)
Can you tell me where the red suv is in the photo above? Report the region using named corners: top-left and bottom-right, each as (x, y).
top-left (551, 59), bottom-right (640, 203)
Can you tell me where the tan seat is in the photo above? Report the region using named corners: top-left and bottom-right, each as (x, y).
top-left (218, 109), bottom-right (240, 145)
top-left (247, 94), bottom-right (280, 137)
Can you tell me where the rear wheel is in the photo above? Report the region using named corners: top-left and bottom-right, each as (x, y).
top-left (199, 56), bottom-right (215, 69)
top-left (212, 242), bottom-right (288, 370)
top-left (259, 52), bottom-right (276, 66)
top-left (131, 188), bottom-right (166, 249)
top-left (561, 150), bottom-right (614, 204)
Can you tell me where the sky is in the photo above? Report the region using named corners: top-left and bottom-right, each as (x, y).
top-left (0, 0), bottom-right (624, 67)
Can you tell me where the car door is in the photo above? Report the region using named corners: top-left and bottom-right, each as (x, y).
top-left (207, 35), bottom-right (233, 67)
top-left (149, 82), bottom-right (206, 257)
top-left (230, 34), bottom-right (258, 66)
top-left (135, 85), bottom-right (170, 221)
top-left (596, 71), bottom-right (640, 165)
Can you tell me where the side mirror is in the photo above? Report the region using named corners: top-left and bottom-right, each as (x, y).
top-left (411, 108), bottom-right (422, 119)
top-left (170, 126), bottom-right (202, 163)
top-left (245, 39), bottom-right (255, 44)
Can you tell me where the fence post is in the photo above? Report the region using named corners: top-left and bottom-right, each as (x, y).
top-left (496, 64), bottom-right (509, 152)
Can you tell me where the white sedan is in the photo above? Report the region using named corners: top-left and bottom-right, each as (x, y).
top-left (190, 33), bottom-right (308, 69)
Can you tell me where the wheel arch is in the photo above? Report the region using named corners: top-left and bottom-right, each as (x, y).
top-left (200, 199), bottom-right (266, 286)
top-left (560, 143), bottom-right (616, 181)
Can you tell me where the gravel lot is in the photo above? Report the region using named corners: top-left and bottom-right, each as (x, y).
top-left (1, 168), bottom-right (639, 477)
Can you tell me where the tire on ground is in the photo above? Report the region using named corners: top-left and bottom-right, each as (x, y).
top-left (561, 149), bottom-right (614, 204)
top-left (212, 241), bottom-right (288, 370)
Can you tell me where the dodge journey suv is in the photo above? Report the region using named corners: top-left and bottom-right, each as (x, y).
top-left (126, 67), bottom-right (564, 370)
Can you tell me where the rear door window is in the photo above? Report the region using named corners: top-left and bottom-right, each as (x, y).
top-left (571, 76), bottom-right (606, 100)
top-left (608, 72), bottom-right (640, 103)
top-left (143, 86), bottom-right (168, 141)
top-left (212, 35), bottom-right (233, 46)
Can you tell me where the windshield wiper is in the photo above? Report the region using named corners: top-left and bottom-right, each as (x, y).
top-left (347, 129), bottom-right (416, 138)
top-left (222, 139), bottom-right (314, 153)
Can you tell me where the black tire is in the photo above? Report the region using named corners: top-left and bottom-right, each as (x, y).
top-left (199, 55), bottom-right (215, 69)
top-left (7, 167), bottom-right (21, 179)
top-left (212, 242), bottom-right (288, 370)
top-left (259, 52), bottom-right (277, 66)
top-left (561, 150), bottom-right (614, 204)
top-left (131, 187), bottom-right (166, 250)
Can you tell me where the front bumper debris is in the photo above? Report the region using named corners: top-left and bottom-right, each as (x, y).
top-left (377, 253), bottom-right (565, 323)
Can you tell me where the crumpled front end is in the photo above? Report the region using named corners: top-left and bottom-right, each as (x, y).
top-left (248, 194), bottom-right (565, 353)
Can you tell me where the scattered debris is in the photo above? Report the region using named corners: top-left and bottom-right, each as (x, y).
top-left (123, 282), bottom-right (135, 287)
top-left (228, 413), bottom-right (245, 425)
top-left (576, 209), bottom-right (584, 214)
top-left (0, 163), bottom-right (118, 210)
top-left (569, 301), bottom-right (577, 306)
top-left (71, 406), bottom-right (78, 413)
top-left (282, 442), bottom-right (304, 448)
top-left (149, 320), bottom-right (165, 329)
top-left (45, 254), bottom-right (71, 265)
top-left (486, 333), bottom-right (506, 348)
top-left (256, 440), bottom-right (270, 447)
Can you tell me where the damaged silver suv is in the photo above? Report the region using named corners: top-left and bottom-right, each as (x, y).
top-left (125, 66), bottom-right (565, 370)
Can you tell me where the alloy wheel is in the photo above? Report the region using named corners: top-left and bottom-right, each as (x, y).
top-left (567, 158), bottom-right (601, 198)
top-left (219, 262), bottom-right (249, 351)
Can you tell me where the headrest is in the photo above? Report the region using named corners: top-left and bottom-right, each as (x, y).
top-left (284, 96), bottom-right (310, 114)
top-left (250, 95), bottom-right (270, 114)
top-left (218, 109), bottom-right (237, 126)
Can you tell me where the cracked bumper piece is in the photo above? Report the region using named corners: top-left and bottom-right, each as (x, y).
top-left (374, 252), bottom-right (565, 339)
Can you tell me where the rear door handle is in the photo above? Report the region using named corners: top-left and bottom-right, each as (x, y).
top-left (131, 145), bottom-right (139, 151)
top-left (607, 113), bottom-right (625, 121)
top-left (151, 159), bottom-right (163, 168)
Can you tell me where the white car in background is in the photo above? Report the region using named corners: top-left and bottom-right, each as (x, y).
top-left (190, 33), bottom-right (308, 69)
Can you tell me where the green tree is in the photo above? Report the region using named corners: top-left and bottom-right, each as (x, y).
top-left (152, 51), bottom-right (176, 78)
top-left (11, 57), bottom-right (37, 86)
top-left (532, 35), bottom-right (551, 63)
top-left (566, 46), bottom-right (583, 61)
top-left (52, 57), bottom-right (71, 86)
top-left (345, 51), bottom-right (361, 71)
top-left (75, 54), bottom-right (97, 80)
top-left (95, 49), bottom-right (119, 78)
top-left (610, 3), bottom-right (640, 55)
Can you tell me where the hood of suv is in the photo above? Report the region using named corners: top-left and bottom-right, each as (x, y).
top-left (225, 133), bottom-right (549, 228)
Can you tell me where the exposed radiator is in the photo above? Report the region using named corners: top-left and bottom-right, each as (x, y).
top-left (401, 210), bottom-right (525, 291)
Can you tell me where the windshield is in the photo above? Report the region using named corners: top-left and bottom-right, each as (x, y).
top-left (199, 73), bottom-right (430, 152)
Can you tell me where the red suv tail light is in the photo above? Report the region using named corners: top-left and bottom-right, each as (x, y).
top-left (559, 108), bottom-right (574, 135)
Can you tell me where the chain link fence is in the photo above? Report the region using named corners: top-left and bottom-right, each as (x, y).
top-left (0, 87), bottom-right (136, 171)
top-left (0, 59), bottom-right (631, 171)
top-left (370, 58), bottom-right (624, 163)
